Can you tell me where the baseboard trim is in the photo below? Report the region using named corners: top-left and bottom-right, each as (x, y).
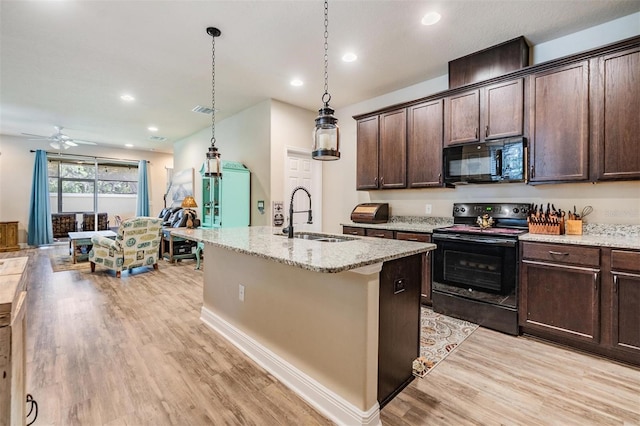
top-left (200, 307), bottom-right (381, 426)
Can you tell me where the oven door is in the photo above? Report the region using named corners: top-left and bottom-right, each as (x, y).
top-left (432, 233), bottom-right (517, 295)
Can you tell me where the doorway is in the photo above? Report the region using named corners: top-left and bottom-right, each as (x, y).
top-left (285, 147), bottom-right (322, 232)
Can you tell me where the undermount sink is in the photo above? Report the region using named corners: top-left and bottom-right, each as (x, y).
top-left (278, 232), bottom-right (357, 243)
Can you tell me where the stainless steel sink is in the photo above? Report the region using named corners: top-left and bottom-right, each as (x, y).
top-left (277, 232), bottom-right (357, 242)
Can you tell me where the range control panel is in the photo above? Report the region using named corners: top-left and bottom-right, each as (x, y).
top-left (452, 203), bottom-right (531, 219)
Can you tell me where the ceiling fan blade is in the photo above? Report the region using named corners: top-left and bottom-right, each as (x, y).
top-left (22, 133), bottom-right (50, 138)
top-left (65, 140), bottom-right (78, 147)
top-left (73, 140), bottom-right (98, 145)
top-left (49, 142), bottom-right (62, 150)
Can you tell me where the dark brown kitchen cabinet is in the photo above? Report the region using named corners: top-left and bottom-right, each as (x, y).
top-left (483, 78), bottom-right (524, 140)
top-left (407, 100), bottom-right (443, 187)
top-left (444, 78), bottom-right (523, 147)
top-left (342, 226), bottom-right (365, 236)
top-left (444, 90), bottom-right (480, 146)
top-left (356, 116), bottom-right (380, 190)
top-left (365, 229), bottom-right (395, 239)
top-left (610, 250), bottom-right (640, 356)
top-left (378, 254), bottom-right (422, 407)
top-left (379, 109), bottom-right (407, 189)
top-left (520, 242), bottom-right (601, 345)
top-left (591, 47), bottom-right (640, 180)
top-left (528, 61), bottom-right (590, 183)
top-left (396, 232), bottom-right (432, 305)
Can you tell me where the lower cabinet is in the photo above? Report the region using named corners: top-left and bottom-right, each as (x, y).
top-left (343, 226), bottom-right (433, 304)
top-left (610, 250), bottom-right (640, 356)
top-left (520, 242), bottom-right (640, 366)
top-left (377, 254), bottom-right (422, 408)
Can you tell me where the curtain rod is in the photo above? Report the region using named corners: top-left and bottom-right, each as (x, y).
top-left (30, 150), bottom-right (150, 164)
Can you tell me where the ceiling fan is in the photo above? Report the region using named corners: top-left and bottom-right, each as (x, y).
top-left (22, 126), bottom-right (98, 150)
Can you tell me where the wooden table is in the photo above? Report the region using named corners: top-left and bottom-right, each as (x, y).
top-left (161, 228), bottom-right (197, 263)
top-left (68, 230), bottom-right (117, 264)
top-left (0, 256), bottom-right (28, 426)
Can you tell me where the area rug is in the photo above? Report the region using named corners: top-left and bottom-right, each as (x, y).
top-left (419, 306), bottom-right (478, 376)
top-left (49, 253), bottom-right (91, 272)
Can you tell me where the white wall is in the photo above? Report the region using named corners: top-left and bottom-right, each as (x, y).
top-left (0, 134), bottom-right (173, 245)
top-left (322, 12), bottom-right (640, 233)
top-left (173, 99), bottom-right (316, 227)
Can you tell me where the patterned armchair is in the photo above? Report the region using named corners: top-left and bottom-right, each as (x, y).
top-left (89, 216), bottom-right (163, 278)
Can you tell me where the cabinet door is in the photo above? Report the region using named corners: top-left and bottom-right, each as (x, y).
top-left (365, 229), bottom-right (394, 239)
top-left (612, 272), bottom-right (640, 353)
top-left (396, 232), bottom-right (432, 305)
top-left (482, 78), bottom-right (524, 140)
top-left (444, 89), bottom-right (479, 146)
top-left (379, 109), bottom-right (407, 189)
top-left (407, 100), bottom-right (443, 187)
top-left (593, 47), bottom-right (640, 180)
top-left (520, 260), bottom-right (600, 344)
top-left (528, 61), bottom-right (590, 183)
top-left (342, 226), bottom-right (366, 236)
top-left (356, 116), bottom-right (380, 190)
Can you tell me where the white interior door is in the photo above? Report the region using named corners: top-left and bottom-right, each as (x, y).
top-left (285, 148), bottom-right (322, 232)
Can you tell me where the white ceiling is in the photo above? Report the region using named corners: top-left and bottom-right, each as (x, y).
top-left (1, 0), bottom-right (639, 154)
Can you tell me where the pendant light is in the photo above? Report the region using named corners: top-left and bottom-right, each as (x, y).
top-left (312, 0), bottom-right (340, 161)
top-left (205, 27), bottom-right (222, 177)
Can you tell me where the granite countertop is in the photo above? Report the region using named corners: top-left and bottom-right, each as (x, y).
top-left (170, 226), bottom-right (435, 273)
top-left (519, 224), bottom-right (640, 250)
top-left (342, 217), bottom-right (640, 250)
top-left (341, 216), bottom-right (453, 233)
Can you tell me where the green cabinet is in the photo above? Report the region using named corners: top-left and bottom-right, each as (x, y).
top-left (200, 161), bottom-right (250, 228)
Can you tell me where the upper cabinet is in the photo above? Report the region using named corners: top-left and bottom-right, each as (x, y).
top-left (444, 90), bottom-right (480, 145)
top-left (407, 100), bottom-right (443, 187)
top-left (356, 109), bottom-right (407, 190)
top-left (356, 116), bottom-right (379, 190)
top-left (591, 46), bottom-right (640, 181)
top-left (528, 61), bottom-right (590, 183)
top-left (379, 109), bottom-right (407, 189)
top-left (444, 78), bottom-right (524, 146)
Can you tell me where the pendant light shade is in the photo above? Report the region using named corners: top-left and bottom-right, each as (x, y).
top-left (205, 26), bottom-right (223, 177)
top-left (312, 0), bottom-right (340, 161)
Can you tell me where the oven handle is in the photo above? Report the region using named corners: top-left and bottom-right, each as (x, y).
top-left (433, 234), bottom-right (517, 247)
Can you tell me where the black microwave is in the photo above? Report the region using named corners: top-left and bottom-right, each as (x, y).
top-left (443, 137), bottom-right (526, 186)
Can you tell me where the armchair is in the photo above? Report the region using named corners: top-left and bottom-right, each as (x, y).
top-left (89, 216), bottom-right (163, 278)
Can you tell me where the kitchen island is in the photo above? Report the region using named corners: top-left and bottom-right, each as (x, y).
top-left (171, 226), bottom-right (435, 426)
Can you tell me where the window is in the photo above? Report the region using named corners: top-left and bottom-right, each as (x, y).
top-left (48, 159), bottom-right (138, 214)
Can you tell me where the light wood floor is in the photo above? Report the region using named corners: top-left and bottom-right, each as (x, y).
top-left (5, 246), bottom-right (639, 425)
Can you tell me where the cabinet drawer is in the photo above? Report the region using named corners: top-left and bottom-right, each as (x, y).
top-left (611, 250), bottom-right (640, 273)
top-left (396, 232), bottom-right (431, 243)
top-left (521, 242), bottom-right (599, 267)
top-left (342, 226), bottom-right (366, 236)
top-left (365, 229), bottom-right (395, 239)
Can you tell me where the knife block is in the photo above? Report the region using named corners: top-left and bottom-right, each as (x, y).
top-left (527, 219), bottom-right (565, 235)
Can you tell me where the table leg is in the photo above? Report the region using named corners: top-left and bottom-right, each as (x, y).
top-left (195, 243), bottom-right (203, 270)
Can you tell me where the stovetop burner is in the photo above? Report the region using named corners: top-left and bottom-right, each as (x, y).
top-left (434, 202), bottom-right (532, 238)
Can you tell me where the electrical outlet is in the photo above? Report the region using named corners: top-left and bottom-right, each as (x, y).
top-left (425, 204), bottom-right (432, 214)
top-left (239, 284), bottom-right (245, 302)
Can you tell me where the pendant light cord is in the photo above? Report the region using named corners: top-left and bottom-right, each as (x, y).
top-left (322, 0), bottom-right (331, 105)
top-left (210, 33), bottom-right (217, 147)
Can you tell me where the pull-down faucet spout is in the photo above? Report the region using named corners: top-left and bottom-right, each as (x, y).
top-left (286, 186), bottom-right (313, 238)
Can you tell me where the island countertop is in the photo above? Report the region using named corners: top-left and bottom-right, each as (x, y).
top-left (171, 226), bottom-right (435, 273)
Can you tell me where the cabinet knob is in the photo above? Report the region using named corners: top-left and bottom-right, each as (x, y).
top-left (380, 177), bottom-right (384, 185)
top-left (374, 177), bottom-right (378, 186)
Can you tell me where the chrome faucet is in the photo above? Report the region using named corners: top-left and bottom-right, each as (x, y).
top-left (285, 186), bottom-right (313, 238)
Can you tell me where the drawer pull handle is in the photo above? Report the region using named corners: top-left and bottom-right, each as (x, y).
top-left (408, 238), bottom-right (418, 241)
top-left (613, 274), bottom-right (618, 293)
top-left (548, 251), bottom-right (569, 256)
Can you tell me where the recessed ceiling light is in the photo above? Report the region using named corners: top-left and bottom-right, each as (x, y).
top-left (421, 12), bottom-right (441, 26)
top-left (148, 126), bottom-right (158, 132)
top-left (120, 94), bottom-right (135, 102)
top-left (290, 79), bottom-right (304, 87)
top-left (125, 144), bottom-right (134, 148)
top-left (342, 52), bottom-right (358, 62)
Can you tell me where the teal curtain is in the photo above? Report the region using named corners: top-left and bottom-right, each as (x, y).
top-left (136, 160), bottom-right (150, 216)
top-left (27, 150), bottom-right (53, 245)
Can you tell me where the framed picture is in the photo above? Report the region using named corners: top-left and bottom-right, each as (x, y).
top-left (166, 168), bottom-right (194, 208)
